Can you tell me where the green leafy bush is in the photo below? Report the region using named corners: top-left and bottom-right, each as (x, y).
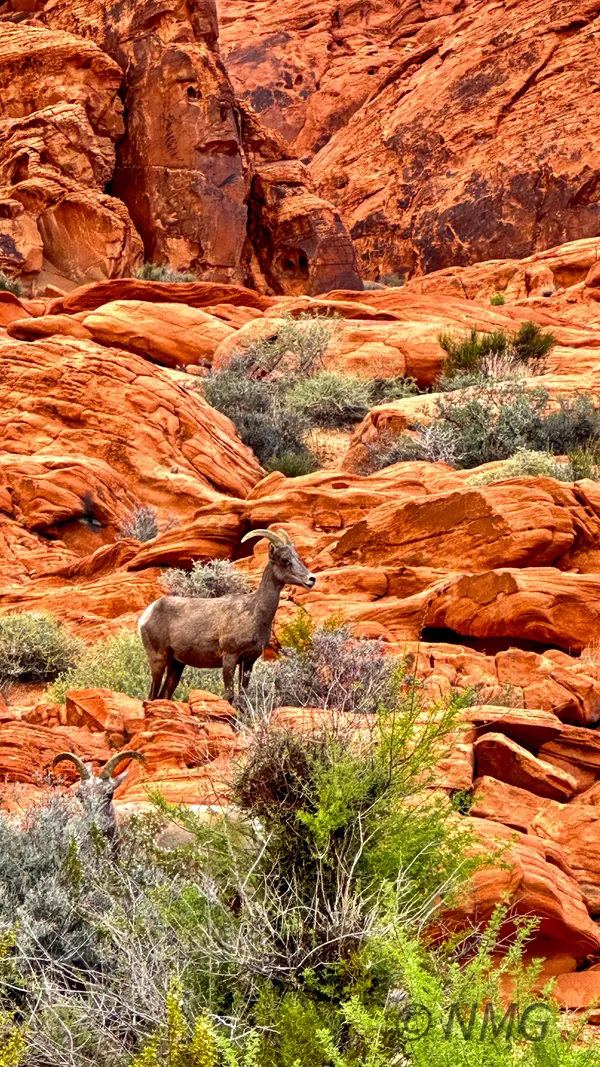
top-left (0, 613), bottom-right (83, 686)
top-left (490, 292), bottom-right (505, 305)
top-left (49, 631), bottom-right (221, 703)
top-left (0, 271), bottom-right (22, 297)
top-left (134, 262), bottom-right (197, 283)
top-left (0, 685), bottom-right (596, 1065)
top-left (466, 449), bottom-right (573, 486)
top-left (438, 320), bottom-right (555, 381)
top-left (162, 559), bottom-right (251, 598)
top-left (284, 372), bottom-right (372, 428)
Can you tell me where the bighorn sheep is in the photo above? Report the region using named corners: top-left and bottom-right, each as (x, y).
top-left (52, 750), bottom-right (146, 844)
top-left (138, 529), bottom-right (316, 705)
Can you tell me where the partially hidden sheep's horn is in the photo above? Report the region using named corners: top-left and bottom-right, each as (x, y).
top-left (52, 752), bottom-right (92, 781)
top-left (241, 529), bottom-right (286, 547)
top-left (99, 751), bottom-right (146, 780)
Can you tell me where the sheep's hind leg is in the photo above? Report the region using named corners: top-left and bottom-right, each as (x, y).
top-left (159, 653), bottom-right (185, 700)
top-left (147, 651), bottom-right (168, 701)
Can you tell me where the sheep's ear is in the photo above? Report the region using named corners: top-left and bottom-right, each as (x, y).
top-left (268, 542), bottom-right (277, 558)
top-left (109, 771), bottom-right (129, 792)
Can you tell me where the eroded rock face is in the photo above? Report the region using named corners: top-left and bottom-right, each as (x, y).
top-left (306, 0), bottom-right (600, 279)
top-left (0, 24), bottom-right (143, 285)
top-left (36, 0), bottom-right (360, 293)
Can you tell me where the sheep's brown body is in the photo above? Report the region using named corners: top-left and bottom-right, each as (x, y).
top-left (138, 530), bottom-right (315, 704)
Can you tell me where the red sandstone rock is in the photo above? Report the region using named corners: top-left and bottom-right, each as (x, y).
top-left (464, 705), bottom-right (563, 750)
top-left (36, 0), bottom-right (359, 294)
top-left (0, 720), bottom-right (110, 785)
top-left (331, 485), bottom-right (576, 572)
top-left (0, 337), bottom-right (263, 521)
top-left (470, 776), bottom-right (562, 833)
top-left (307, 1), bottom-right (600, 278)
top-left (446, 817), bottom-right (600, 961)
top-left (474, 733), bottom-right (578, 802)
top-left (531, 805), bottom-right (600, 914)
top-left (79, 300), bottom-right (235, 368)
top-left (0, 25), bottom-right (143, 286)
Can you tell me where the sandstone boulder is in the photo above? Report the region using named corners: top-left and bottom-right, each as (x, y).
top-left (470, 776), bottom-right (562, 834)
top-left (474, 733), bottom-right (578, 802)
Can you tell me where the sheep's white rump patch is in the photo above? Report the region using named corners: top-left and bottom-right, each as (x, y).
top-left (138, 600), bottom-right (159, 630)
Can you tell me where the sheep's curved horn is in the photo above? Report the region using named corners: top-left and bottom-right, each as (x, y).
top-left (52, 752), bottom-right (92, 781)
top-left (241, 529), bottom-right (285, 547)
top-left (99, 751), bottom-right (146, 780)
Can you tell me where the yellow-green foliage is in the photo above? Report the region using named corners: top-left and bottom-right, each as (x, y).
top-left (0, 934), bottom-right (25, 1067)
top-left (131, 981), bottom-right (218, 1067)
top-left (277, 608), bottom-right (316, 653)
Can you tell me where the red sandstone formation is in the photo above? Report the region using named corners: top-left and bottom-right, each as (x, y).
top-left (0, 0), bottom-right (359, 294)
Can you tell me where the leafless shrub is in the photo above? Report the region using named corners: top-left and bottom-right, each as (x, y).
top-left (161, 559), bottom-right (252, 599)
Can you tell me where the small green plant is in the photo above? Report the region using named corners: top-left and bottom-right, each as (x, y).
top-left (567, 442), bottom-right (600, 480)
top-left (277, 607), bottom-right (316, 654)
top-left (368, 375), bottom-right (419, 404)
top-left (490, 292), bottom-right (505, 305)
top-left (134, 263), bottom-right (197, 283)
top-left (119, 505), bottom-right (160, 542)
top-left (161, 559), bottom-right (251, 599)
top-left (49, 631), bottom-right (221, 702)
top-left (0, 271), bottom-right (22, 297)
top-left (380, 273), bottom-right (405, 287)
top-left (438, 320), bottom-right (555, 381)
top-left (0, 613), bottom-right (83, 686)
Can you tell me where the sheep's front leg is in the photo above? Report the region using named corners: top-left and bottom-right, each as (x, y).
top-left (222, 653), bottom-right (238, 707)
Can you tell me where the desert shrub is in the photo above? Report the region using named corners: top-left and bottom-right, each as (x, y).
top-left (49, 631), bottom-right (222, 703)
top-left (466, 449), bottom-right (573, 486)
top-left (134, 262), bottom-right (197, 283)
top-left (264, 449), bottom-right (318, 477)
top-left (361, 279), bottom-right (385, 290)
top-left (438, 320), bottom-right (555, 381)
top-left (247, 616), bottom-right (399, 716)
top-left (436, 384), bottom-right (600, 469)
top-left (285, 372), bottom-right (372, 428)
top-left (0, 613), bottom-right (83, 686)
top-left (0, 271), bottom-right (22, 297)
top-left (203, 366), bottom-right (310, 467)
top-left (568, 442), bottom-right (600, 480)
top-left (119, 505), bottom-right (160, 542)
top-left (490, 292), bottom-right (505, 305)
top-left (367, 375), bottom-right (419, 404)
top-left (242, 312), bottom-right (338, 377)
top-left (366, 423), bottom-right (459, 471)
top-left (380, 273), bottom-right (405, 287)
top-left (161, 559), bottom-right (251, 598)
top-left (365, 384), bottom-right (600, 473)
top-left (0, 690), bottom-right (595, 1065)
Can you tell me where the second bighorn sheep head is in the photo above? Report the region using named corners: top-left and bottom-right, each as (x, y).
top-left (52, 750), bottom-right (146, 843)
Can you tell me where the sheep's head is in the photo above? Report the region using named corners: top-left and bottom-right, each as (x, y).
top-left (242, 529), bottom-right (316, 590)
top-left (51, 750), bottom-right (146, 835)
